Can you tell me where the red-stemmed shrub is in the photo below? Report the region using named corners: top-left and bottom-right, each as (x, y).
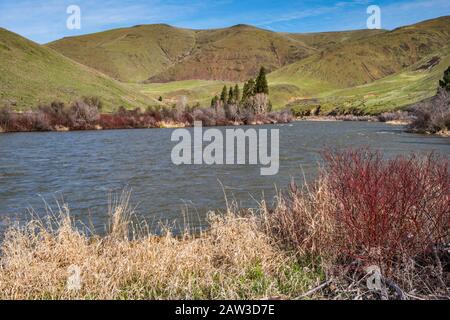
top-left (322, 149), bottom-right (450, 270)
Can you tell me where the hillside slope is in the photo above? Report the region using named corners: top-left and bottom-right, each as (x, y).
top-left (49, 24), bottom-right (317, 83)
top-left (48, 24), bottom-right (197, 83)
top-left (271, 16), bottom-right (450, 88)
top-left (49, 24), bottom-right (388, 84)
top-left (285, 29), bottom-right (386, 50)
top-left (287, 46), bottom-right (450, 114)
top-left (0, 28), bottom-right (154, 111)
top-left (147, 24), bottom-right (316, 83)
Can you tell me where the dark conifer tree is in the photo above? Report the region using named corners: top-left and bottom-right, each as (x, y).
top-left (247, 79), bottom-right (256, 96)
top-left (228, 87), bottom-right (234, 104)
top-left (242, 82), bottom-right (250, 101)
top-left (439, 66), bottom-right (450, 92)
top-left (255, 66), bottom-right (269, 94)
top-left (211, 95), bottom-right (219, 108)
top-left (234, 84), bottom-right (240, 103)
top-left (220, 85), bottom-right (228, 103)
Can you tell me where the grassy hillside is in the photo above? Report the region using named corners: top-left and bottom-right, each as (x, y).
top-left (49, 24), bottom-right (387, 84)
top-left (285, 29), bottom-right (386, 50)
top-left (4, 17), bottom-right (450, 113)
top-left (48, 24), bottom-right (197, 83)
top-left (135, 17), bottom-right (450, 111)
top-left (271, 16), bottom-right (450, 89)
top-left (140, 46), bottom-right (450, 113)
top-left (147, 25), bottom-right (316, 83)
top-left (136, 80), bottom-right (234, 107)
top-left (49, 24), bottom-right (317, 83)
top-left (0, 28), bottom-right (154, 111)
top-left (289, 47), bottom-right (450, 115)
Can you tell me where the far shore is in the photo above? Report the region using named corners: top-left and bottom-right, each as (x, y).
top-left (0, 117), bottom-right (292, 134)
top-left (296, 116), bottom-right (416, 126)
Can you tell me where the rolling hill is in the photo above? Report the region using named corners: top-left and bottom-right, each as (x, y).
top-left (138, 44), bottom-right (450, 112)
top-left (270, 16), bottom-right (450, 89)
top-left (48, 24), bottom-right (388, 84)
top-left (48, 24), bottom-right (198, 83)
top-left (286, 46), bottom-right (450, 115)
top-left (0, 28), bottom-right (154, 111)
top-left (146, 24), bottom-right (316, 83)
top-left (2, 16), bottom-right (450, 113)
top-left (49, 24), bottom-right (318, 83)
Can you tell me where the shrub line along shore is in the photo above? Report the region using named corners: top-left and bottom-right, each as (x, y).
top-left (0, 149), bottom-right (448, 300)
top-left (0, 99), bottom-right (293, 134)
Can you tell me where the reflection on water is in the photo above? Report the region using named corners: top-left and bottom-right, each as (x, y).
top-left (0, 121), bottom-right (449, 234)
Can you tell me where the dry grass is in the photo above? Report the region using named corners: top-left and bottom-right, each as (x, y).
top-left (0, 192), bottom-right (321, 300)
top-left (1, 149), bottom-right (448, 300)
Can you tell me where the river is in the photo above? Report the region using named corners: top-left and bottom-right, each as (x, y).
top-left (0, 121), bottom-right (449, 234)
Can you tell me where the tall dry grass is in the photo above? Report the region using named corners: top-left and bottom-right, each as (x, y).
top-left (0, 149), bottom-right (448, 300)
top-left (0, 192), bottom-right (320, 300)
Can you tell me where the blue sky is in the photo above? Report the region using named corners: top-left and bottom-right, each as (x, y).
top-left (1, 0), bottom-right (450, 44)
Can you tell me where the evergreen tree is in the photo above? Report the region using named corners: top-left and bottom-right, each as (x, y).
top-left (247, 79), bottom-right (256, 96)
top-left (242, 82), bottom-right (250, 101)
top-left (220, 85), bottom-right (228, 103)
top-left (211, 95), bottom-right (219, 108)
top-left (255, 66), bottom-right (269, 94)
top-left (228, 87), bottom-right (234, 104)
top-left (234, 84), bottom-right (240, 103)
top-left (439, 66), bottom-right (450, 92)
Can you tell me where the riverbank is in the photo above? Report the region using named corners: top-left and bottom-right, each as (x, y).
top-left (295, 115), bottom-right (414, 125)
top-left (0, 149), bottom-right (448, 300)
top-left (296, 115), bottom-right (379, 122)
top-left (0, 103), bottom-right (293, 134)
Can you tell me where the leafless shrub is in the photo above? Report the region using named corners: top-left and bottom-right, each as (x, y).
top-left (409, 89), bottom-right (450, 133)
top-left (69, 100), bottom-right (100, 129)
top-left (265, 148), bottom-right (450, 299)
top-left (20, 111), bottom-right (51, 131)
top-left (0, 106), bottom-right (13, 130)
top-left (378, 111), bottom-right (414, 123)
top-left (82, 96), bottom-right (103, 111)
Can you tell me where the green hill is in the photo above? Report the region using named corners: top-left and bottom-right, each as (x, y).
top-left (48, 24), bottom-right (197, 83)
top-left (0, 28), bottom-right (154, 111)
top-left (48, 24), bottom-right (387, 84)
top-left (285, 29), bottom-right (386, 51)
top-left (146, 24), bottom-right (316, 83)
top-left (139, 45), bottom-right (450, 112)
top-left (3, 16), bottom-right (450, 113)
top-left (49, 24), bottom-right (318, 83)
top-left (270, 16), bottom-right (450, 89)
top-left (288, 46), bottom-right (450, 115)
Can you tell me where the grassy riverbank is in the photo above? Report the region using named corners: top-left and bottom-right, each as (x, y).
top-left (0, 149), bottom-right (448, 300)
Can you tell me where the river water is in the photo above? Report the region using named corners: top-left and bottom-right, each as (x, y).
top-left (0, 121), bottom-right (449, 234)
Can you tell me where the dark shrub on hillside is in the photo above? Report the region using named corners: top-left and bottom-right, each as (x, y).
top-left (408, 88), bottom-right (450, 133)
